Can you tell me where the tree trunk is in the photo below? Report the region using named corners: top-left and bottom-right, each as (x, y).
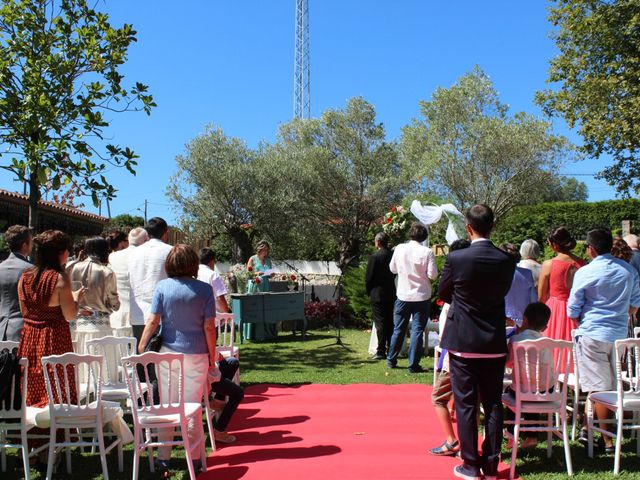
top-left (339, 237), bottom-right (361, 271)
top-left (27, 171), bottom-right (40, 231)
top-left (229, 226), bottom-right (254, 264)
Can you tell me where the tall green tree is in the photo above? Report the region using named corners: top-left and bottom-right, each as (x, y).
top-left (537, 0), bottom-right (640, 195)
top-left (401, 67), bottom-right (574, 220)
top-left (0, 0), bottom-right (155, 229)
top-left (272, 97), bottom-right (404, 269)
top-left (168, 126), bottom-right (260, 263)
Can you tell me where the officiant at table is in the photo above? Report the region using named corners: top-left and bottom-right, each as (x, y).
top-left (246, 240), bottom-right (278, 339)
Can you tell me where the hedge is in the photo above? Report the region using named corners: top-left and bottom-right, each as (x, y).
top-left (493, 199), bottom-right (640, 246)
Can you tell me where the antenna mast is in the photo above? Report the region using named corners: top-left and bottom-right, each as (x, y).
top-left (293, 0), bottom-right (310, 119)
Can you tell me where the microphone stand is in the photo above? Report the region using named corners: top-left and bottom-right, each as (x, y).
top-left (321, 271), bottom-right (350, 350)
top-left (282, 260), bottom-right (310, 337)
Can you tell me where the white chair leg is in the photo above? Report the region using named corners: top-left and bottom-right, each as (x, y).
top-left (571, 391), bottom-right (578, 441)
top-left (547, 413), bottom-right (553, 458)
top-left (561, 413), bottom-right (573, 476)
top-left (117, 437), bottom-right (124, 472)
top-left (97, 423), bottom-right (109, 480)
top-left (0, 436), bottom-right (6, 472)
top-left (146, 429), bottom-right (154, 472)
top-left (182, 420), bottom-right (197, 480)
top-left (21, 428), bottom-right (30, 480)
top-left (65, 428), bottom-right (72, 474)
top-left (132, 435), bottom-right (140, 480)
top-left (510, 422), bottom-right (520, 480)
top-left (587, 399), bottom-right (594, 458)
top-left (46, 433), bottom-right (56, 480)
top-left (204, 401), bottom-right (216, 452)
top-left (614, 410), bottom-right (624, 475)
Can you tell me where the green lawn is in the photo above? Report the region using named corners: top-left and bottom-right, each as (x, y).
top-left (3, 328), bottom-right (640, 479)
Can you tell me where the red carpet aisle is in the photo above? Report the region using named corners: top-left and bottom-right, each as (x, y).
top-left (201, 383), bottom-right (509, 480)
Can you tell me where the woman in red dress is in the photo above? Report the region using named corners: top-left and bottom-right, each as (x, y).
top-left (17, 230), bottom-right (84, 420)
top-left (538, 227), bottom-right (586, 345)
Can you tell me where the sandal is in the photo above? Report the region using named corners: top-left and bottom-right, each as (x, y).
top-left (429, 439), bottom-right (460, 456)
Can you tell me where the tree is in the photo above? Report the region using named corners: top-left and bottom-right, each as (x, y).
top-left (537, 0), bottom-right (640, 195)
top-left (168, 126), bottom-right (260, 263)
top-left (272, 97), bottom-right (404, 269)
top-left (107, 213), bottom-right (145, 231)
top-left (539, 175), bottom-right (589, 203)
top-left (401, 67), bottom-right (575, 220)
top-left (0, 0), bottom-right (155, 229)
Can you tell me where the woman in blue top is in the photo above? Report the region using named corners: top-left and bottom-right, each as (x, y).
top-left (138, 244), bottom-right (217, 474)
top-left (246, 240), bottom-right (275, 293)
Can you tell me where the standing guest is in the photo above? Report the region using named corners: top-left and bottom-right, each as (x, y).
top-left (438, 204), bottom-right (516, 480)
top-left (106, 230), bottom-right (128, 253)
top-left (568, 228), bottom-right (640, 450)
top-left (246, 240), bottom-right (275, 294)
top-left (623, 234), bottom-right (640, 278)
top-left (109, 227), bottom-right (148, 337)
top-left (500, 243), bottom-right (537, 327)
top-left (17, 230), bottom-right (84, 455)
top-left (0, 225), bottom-right (33, 341)
top-left (611, 237), bottom-right (638, 337)
top-left (365, 232), bottom-right (396, 360)
top-left (387, 222), bottom-right (437, 373)
top-left (429, 238), bottom-right (470, 457)
top-left (128, 217), bottom-right (172, 348)
top-left (538, 227), bottom-right (586, 344)
top-left (198, 248), bottom-right (230, 313)
top-left (66, 237), bottom-right (120, 355)
top-left (518, 239), bottom-right (542, 288)
top-left (138, 244), bottom-right (217, 472)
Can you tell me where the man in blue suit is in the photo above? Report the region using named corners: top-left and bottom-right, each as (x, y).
top-left (0, 225), bottom-right (33, 341)
top-left (438, 205), bottom-right (516, 480)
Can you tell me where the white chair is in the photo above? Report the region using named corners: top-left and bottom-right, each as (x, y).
top-left (122, 352), bottom-right (207, 480)
top-left (85, 336), bottom-right (139, 406)
top-left (502, 338), bottom-right (573, 479)
top-left (557, 330), bottom-right (587, 440)
top-left (41, 352), bottom-right (123, 480)
top-left (433, 346), bottom-right (442, 386)
top-left (587, 338), bottom-right (640, 474)
top-left (217, 313), bottom-right (240, 385)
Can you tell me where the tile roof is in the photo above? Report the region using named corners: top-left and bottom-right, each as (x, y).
top-left (0, 189), bottom-right (108, 223)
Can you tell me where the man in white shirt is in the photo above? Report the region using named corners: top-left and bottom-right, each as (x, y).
top-left (197, 248), bottom-right (230, 313)
top-left (386, 222), bottom-right (438, 373)
top-left (128, 217), bottom-right (172, 342)
top-left (108, 227), bottom-right (149, 335)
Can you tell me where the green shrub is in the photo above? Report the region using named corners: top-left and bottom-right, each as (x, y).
top-left (342, 262), bottom-right (372, 328)
top-left (494, 199), bottom-right (640, 246)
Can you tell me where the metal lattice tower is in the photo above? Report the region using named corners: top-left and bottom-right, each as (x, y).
top-left (293, 0), bottom-right (310, 119)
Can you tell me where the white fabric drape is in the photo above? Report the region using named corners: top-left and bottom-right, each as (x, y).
top-left (409, 201), bottom-right (464, 245)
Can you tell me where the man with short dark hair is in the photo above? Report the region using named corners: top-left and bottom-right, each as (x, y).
top-left (365, 232), bottom-right (396, 360)
top-left (568, 227), bottom-right (640, 451)
top-left (0, 225), bottom-right (33, 341)
top-left (198, 248), bottom-right (230, 313)
top-left (386, 222), bottom-right (437, 373)
top-left (438, 204), bottom-right (516, 480)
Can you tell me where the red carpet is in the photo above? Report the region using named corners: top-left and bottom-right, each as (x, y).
top-left (202, 383), bottom-right (510, 480)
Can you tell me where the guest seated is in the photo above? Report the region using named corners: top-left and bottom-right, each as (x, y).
top-left (209, 354), bottom-right (244, 444)
top-left (138, 244), bottom-right (217, 473)
top-left (504, 302), bottom-right (552, 449)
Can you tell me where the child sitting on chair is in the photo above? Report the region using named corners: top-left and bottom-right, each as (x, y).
top-left (505, 301), bottom-right (553, 449)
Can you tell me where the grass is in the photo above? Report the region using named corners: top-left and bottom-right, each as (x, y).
top-left (2, 328), bottom-right (640, 479)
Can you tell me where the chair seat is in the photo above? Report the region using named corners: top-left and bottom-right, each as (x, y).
top-left (502, 393), bottom-right (562, 412)
top-left (101, 386), bottom-right (133, 401)
top-left (219, 348), bottom-right (239, 359)
top-left (138, 402), bottom-right (202, 426)
top-left (590, 391), bottom-right (640, 410)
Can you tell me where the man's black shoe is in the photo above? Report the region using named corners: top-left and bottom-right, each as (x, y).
top-left (453, 464), bottom-right (481, 480)
top-left (371, 353), bottom-right (386, 360)
top-left (408, 366), bottom-right (426, 374)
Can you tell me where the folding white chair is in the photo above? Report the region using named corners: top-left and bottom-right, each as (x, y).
top-left (433, 346), bottom-right (441, 386)
top-left (85, 336), bottom-right (139, 406)
top-left (557, 330), bottom-right (587, 440)
top-left (122, 352), bottom-right (207, 480)
top-left (587, 338), bottom-right (640, 474)
top-left (217, 313), bottom-right (240, 385)
top-left (0, 351), bottom-right (50, 480)
top-left (41, 352), bottom-right (123, 480)
top-left (502, 338), bottom-right (573, 479)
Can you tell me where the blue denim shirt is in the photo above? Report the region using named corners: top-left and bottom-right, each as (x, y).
top-left (504, 267), bottom-right (537, 326)
top-left (567, 254), bottom-right (640, 343)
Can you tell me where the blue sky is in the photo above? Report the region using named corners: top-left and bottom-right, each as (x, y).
top-left (0, 1), bottom-right (618, 223)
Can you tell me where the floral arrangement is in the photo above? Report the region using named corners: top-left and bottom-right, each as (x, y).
top-left (382, 205), bottom-right (411, 245)
top-left (280, 273), bottom-right (298, 286)
top-left (228, 263), bottom-right (263, 293)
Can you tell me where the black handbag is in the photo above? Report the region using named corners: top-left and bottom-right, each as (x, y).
top-left (145, 330), bottom-right (163, 352)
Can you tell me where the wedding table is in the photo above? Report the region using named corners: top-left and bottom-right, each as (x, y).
top-left (231, 292), bottom-right (305, 342)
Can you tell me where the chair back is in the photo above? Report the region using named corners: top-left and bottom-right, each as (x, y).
top-left (0, 341), bottom-right (19, 351)
top-left (41, 353), bottom-right (103, 423)
top-left (216, 313), bottom-right (236, 353)
top-left (634, 327), bottom-right (640, 338)
top-left (86, 336), bottom-right (137, 386)
top-left (511, 338), bottom-right (572, 403)
top-left (614, 338), bottom-right (640, 396)
top-left (121, 352), bottom-right (184, 422)
top-left (0, 357), bottom-right (27, 421)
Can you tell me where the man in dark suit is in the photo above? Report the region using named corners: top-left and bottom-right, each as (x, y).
top-left (438, 205), bottom-right (516, 480)
top-left (365, 232), bottom-right (396, 360)
top-left (0, 225), bottom-right (33, 341)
